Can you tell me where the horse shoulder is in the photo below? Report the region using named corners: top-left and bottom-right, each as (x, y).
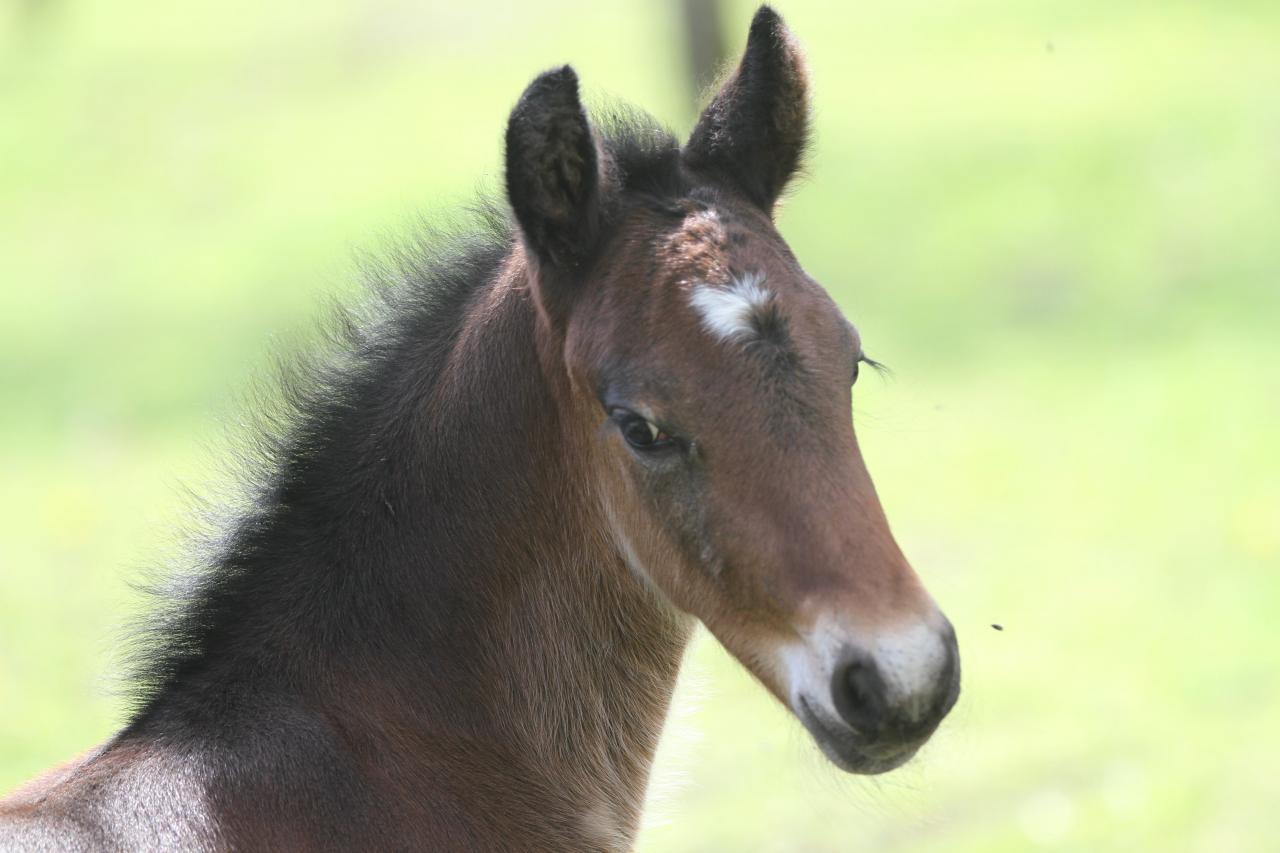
top-left (0, 738), bottom-right (221, 851)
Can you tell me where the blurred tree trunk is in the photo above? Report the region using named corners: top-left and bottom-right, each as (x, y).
top-left (680, 0), bottom-right (727, 112)
top-left (17, 0), bottom-right (60, 39)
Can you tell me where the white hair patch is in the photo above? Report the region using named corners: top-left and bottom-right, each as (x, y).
top-left (687, 271), bottom-right (773, 342)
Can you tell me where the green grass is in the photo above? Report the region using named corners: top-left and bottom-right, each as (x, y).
top-left (3, 1), bottom-right (1278, 849)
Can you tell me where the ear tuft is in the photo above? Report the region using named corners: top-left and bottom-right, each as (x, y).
top-left (505, 65), bottom-right (602, 269)
top-left (684, 5), bottom-right (810, 211)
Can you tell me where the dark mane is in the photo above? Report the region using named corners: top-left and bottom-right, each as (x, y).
top-left (598, 102), bottom-right (687, 199)
top-left (119, 106), bottom-right (683, 718)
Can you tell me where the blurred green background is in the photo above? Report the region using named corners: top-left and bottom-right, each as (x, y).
top-left (2, 1), bottom-right (1278, 850)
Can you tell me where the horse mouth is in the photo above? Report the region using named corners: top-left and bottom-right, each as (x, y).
top-left (796, 696), bottom-right (924, 775)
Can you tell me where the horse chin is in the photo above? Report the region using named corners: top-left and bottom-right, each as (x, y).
top-left (796, 696), bottom-right (922, 776)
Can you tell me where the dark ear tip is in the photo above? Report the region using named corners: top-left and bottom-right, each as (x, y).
top-left (749, 5), bottom-right (787, 38)
top-left (519, 64), bottom-right (581, 108)
top-left (557, 63), bottom-right (578, 79)
top-left (541, 64), bottom-right (579, 89)
top-left (752, 5), bottom-right (781, 25)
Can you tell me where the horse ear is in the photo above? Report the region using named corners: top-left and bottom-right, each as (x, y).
top-left (505, 65), bottom-right (602, 272)
top-left (684, 6), bottom-right (810, 212)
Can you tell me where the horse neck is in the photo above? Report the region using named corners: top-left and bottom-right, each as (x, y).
top-left (140, 247), bottom-right (693, 836)
top-left (409, 256), bottom-right (695, 821)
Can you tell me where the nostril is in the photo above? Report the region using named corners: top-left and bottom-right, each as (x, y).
top-left (831, 655), bottom-right (888, 735)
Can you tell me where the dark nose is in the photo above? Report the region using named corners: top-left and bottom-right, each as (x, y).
top-left (830, 623), bottom-right (960, 744)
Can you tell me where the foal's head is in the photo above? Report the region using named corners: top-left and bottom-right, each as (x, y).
top-left (504, 6), bottom-right (958, 774)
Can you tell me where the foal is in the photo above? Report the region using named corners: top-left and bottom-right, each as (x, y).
top-left (1, 7), bottom-right (958, 851)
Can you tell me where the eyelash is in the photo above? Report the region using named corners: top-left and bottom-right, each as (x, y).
top-left (853, 354), bottom-right (885, 385)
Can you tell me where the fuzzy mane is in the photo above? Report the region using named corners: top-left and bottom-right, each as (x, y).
top-left (119, 105), bottom-right (684, 718)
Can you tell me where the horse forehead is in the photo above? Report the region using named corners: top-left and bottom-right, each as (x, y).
top-left (651, 203), bottom-right (772, 284)
top-left (643, 205), bottom-right (802, 310)
top-left (605, 203), bottom-right (841, 369)
top-left (677, 262), bottom-right (841, 355)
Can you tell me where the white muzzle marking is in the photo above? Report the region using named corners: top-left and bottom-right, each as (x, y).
top-left (779, 616), bottom-right (949, 723)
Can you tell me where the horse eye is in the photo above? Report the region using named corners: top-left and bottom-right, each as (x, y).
top-left (610, 409), bottom-right (673, 451)
top-left (851, 360), bottom-right (861, 386)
